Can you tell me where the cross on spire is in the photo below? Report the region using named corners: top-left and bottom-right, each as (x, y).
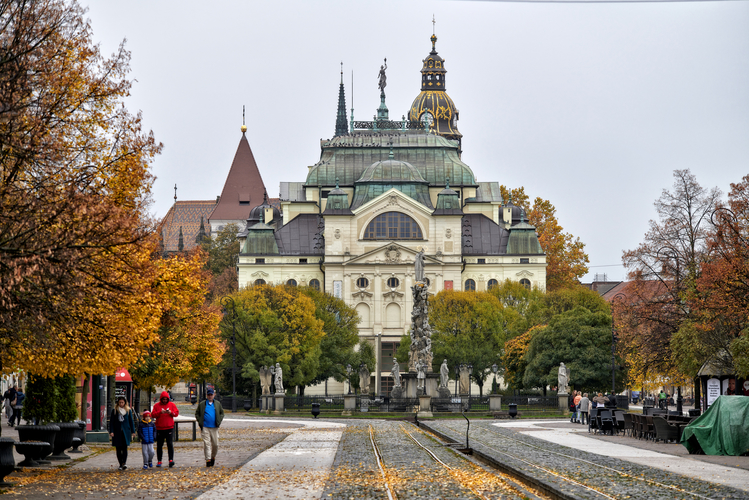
top-left (432, 15), bottom-right (436, 35)
top-left (174, 184), bottom-right (177, 203)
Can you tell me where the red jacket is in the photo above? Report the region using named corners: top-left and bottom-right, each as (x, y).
top-left (151, 392), bottom-right (179, 430)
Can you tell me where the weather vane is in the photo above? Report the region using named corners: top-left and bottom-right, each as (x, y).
top-left (432, 15), bottom-right (436, 35)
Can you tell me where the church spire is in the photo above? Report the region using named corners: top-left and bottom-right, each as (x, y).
top-left (334, 62), bottom-right (349, 137)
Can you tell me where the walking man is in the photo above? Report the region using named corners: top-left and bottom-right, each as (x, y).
top-left (195, 388), bottom-right (224, 467)
top-left (152, 391), bottom-right (179, 468)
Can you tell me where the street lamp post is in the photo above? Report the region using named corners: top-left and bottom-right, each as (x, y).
top-left (491, 364), bottom-right (498, 395)
top-left (611, 293), bottom-right (626, 399)
top-left (221, 296), bottom-right (237, 413)
top-left (454, 364), bottom-right (460, 396)
top-left (346, 364), bottom-right (352, 395)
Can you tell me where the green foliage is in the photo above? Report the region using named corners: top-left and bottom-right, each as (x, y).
top-left (670, 321), bottom-right (714, 377)
top-left (24, 374), bottom-right (58, 424)
top-left (523, 307), bottom-right (624, 393)
top-left (55, 376), bottom-right (78, 422)
top-left (202, 224), bottom-right (240, 276)
top-left (299, 287), bottom-right (360, 386)
top-left (396, 334), bottom-right (411, 365)
top-left (430, 290), bottom-right (505, 395)
top-left (730, 331), bottom-right (749, 378)
top-left (487, 280), bottom-right (545, 339)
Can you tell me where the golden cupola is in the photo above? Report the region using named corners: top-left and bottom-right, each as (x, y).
top-left (408, 34), bottom-right (462, 149)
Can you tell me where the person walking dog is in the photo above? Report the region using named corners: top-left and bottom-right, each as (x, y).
top-left (138, 410), bottom-right (156, 469)
top-left (109, 396), bottom-right (136, 470)
top-left (151, 391), bottom-right (179, 468)
top-left (195, 388), bottom-right (224, 467)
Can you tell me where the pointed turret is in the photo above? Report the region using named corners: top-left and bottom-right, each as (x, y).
top-left (178, 226), bottom-right (184, 252)
top-left (209, 125), bottom-right (269, 230)
top-left (195, 216), bottom-right (207, 244)
top-left (335, 64), bottom-right (349, 137)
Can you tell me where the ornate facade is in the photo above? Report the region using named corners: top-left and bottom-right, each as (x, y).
top-left (236, 35), bottom-right (546, 395)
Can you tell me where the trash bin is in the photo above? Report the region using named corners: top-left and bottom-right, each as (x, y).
top-left (508, 403), bottom-right (518, 419)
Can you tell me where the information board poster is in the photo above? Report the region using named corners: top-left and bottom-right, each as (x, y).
top-left (706, 378), bottom-right (720, 407)
top-left (333, 280), bottom-right (342, 299)
top-left (444, 280), bottom-right (453, 290)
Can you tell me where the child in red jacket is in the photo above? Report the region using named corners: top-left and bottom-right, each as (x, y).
top-left (151, 391), bottom-right (179, 467)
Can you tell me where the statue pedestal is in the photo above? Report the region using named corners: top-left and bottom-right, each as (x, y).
top-left (342, 394), bottom-right (356, 416)
top-left (489, 394), bottom-right (502, 412)
top-left (261, 395), bottom-right (272, 414)
top-left (438, 387), bottom-right (452, 399)
top-left (417, 395), bottom-right (433, 418)
top-left (402, 372), bottom-right (439, 398)
top-left (273, 394), bottom-right (285, 414)
top-left (558, 393), bottom-right (569, 414)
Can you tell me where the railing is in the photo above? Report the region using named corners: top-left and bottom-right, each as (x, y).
top-left (351, 120), bottom-right (426, 132)
top-left (505, 395), bottom-right (559, 409)
top-left (284, 395), bottom-right (346, 411)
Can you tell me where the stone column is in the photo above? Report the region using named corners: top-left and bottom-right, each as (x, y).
top-left (375, 332), bottom-right (382, 397)
top-left (273, 394), bottom-right (285, 414)
top-left (558, 393), bottom-right (569, 414)
top-left (417, 395), bottom-right (433, 418)
top-left (489, 394), bottom-right (502, 412)
top-left (342, 394), bottom-right (356, 416)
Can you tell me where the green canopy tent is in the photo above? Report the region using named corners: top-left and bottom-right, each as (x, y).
top-left (681, 396), bottom-right (749, 455)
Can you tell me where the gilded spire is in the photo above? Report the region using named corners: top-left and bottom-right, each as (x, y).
top-left (334, 62), bottom-right (349, 137)
top-left (241, 105), bottom-right (247, 134)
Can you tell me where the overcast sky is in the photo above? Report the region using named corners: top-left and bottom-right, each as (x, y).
top-left (84, 0), bottom-right (749, 282)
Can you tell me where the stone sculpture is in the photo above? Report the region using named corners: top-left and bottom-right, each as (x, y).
top-left (271, 363), bottom-right (284, 393)
top-left (416, 362), bottom-right (426, 393)
top-left (391, 358), bottom-right (401, 388)
top-left (359, 363), bottom-right (371, 395)
top-left (459, 364), bottom-right (470, 395)
top-left (558, 362), bottom-right (570, 394)
top-left (414, 249), bottom-right (425, 283)
top-left (440, 359), bottom-right (449, 388)
top-left (259, 365), bottom-right (272, 395)
top-left (408, 274), bottom-right (433, 374)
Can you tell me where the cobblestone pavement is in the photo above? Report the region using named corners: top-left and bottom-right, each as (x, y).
top-left (0, 418), bottom-right (295, 500)
top-left (322, 420), bottom-right (549, 500)
top-left (425, 419), bottom-right (749, 500)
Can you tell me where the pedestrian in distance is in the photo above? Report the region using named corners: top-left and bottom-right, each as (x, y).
top-left (10, 386), bottom-right (25, 426)
top-left (195, 388), bottom-right (224, 467)
top-left (6, 385), bottom-right (17, 426)
top-left (138, 410), bottom-right (156, 469)
top-left (151, 391), bottom-right (179, 468)
top-left (2, 387), bottom-right (11, 420)
top-left (109, 396), bottom-right (136, 470)
top-left (573, 391), bottom-right (582, 423)
top-left (579, 393), bottom-right (590, 425)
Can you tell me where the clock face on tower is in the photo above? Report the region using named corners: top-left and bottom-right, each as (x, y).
top-left (420, 112), bottom-right (434, 127)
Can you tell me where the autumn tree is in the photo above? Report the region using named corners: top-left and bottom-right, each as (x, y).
top-left (299, 286), bottom-right (360, 393)
top-left (620, 169), bottom-right (721, 380)
top-left (0, 0), bottom-right (163, 376)
top-left (430, 290), bottom-right (505, 395)
top-left (222, 284), bottom-right (325, 395)
top-left (129, 250), bottom-right (225, 391)
top-left (500, 186), bottom-right (589, 290)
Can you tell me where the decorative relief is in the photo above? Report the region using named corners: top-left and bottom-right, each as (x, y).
top-left (382, 290), bottom-right (404, 302)
top-left (334, 229), bottom-right (341, 239)
top-left (352, 290), bottom-right (373, 301)
top-left (388, 195), bottom-right (400, 206)
top-left (384, 245), bottom-right (401, 264)
top-left (251, 271), bottom-right (269, 278)
top-left (516, 270), bottom-right (534, 278)
top-left (445, 228), bottom-right (452, 239)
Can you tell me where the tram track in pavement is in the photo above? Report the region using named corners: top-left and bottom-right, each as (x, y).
top-left (421, 420), bottom-right (730, 500)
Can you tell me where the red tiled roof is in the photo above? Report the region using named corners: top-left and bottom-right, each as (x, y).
top-left (209, 133), bottom-right (267, 222)
top-left (160, 200), bottom-right (217, 252)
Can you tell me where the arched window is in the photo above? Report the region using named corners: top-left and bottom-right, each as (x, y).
top-left (286, 279), bottom-right (297, 286)
top-left (254, 279), bottom-right (266, 286)
top-left (309, 279), bottom-right (320, 291)
top-left (520, 278), bottom-right (531, 289)
top-left (465, 279), bottom-right (476, 291)
top-left (488, 279), bottom-right (499, 290)
top-left (363, 212), bottom-right (423, 240)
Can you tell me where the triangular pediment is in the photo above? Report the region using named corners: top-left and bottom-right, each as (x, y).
top-left (343, 242), bottom-right (441, 266)
top-left (351, 188), bottom-right (433, 218)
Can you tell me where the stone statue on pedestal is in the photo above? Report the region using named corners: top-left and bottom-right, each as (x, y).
top-left (259, 366), bottom-right (272, 395)
top-left (558, 362), bottom-right (570, 394)
top-left (359, 363), bottom-right (371, 395)
top-left (459, 364), bottom-right (470, 395)
top-left (440, 359), bottom-right (449, 388)
top-left (391, 358), bottom-right (401, 388)
top-left (271, 363), bottom-right (284, 393)
top-left (416, 362), bottom-right (426, 394)
top-left (414, 249), bottom-right (425, 283)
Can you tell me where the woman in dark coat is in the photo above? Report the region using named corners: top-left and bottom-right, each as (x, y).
top-left (109, 396), bottom-right (136, 470)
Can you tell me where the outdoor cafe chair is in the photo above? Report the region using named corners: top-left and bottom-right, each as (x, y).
top-left (588, 408), bottom-right (599, 434)
top-left (645, 415), bottom-right (655, 440)
top-left (653, 416), bottom-right (679, 443)
top-left (598, 409), bottom-right (615, 436)
top-left (622, 412), bottom-right (633, 437)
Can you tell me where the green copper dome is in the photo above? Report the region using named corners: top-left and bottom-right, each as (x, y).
top-left (350, 158), bottom-right (433, 209)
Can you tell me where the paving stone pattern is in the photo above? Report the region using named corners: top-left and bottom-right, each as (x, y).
top-left (428, 420), bottom-right (748, 500)
top-left (322, 421), bottom-right (548, 500)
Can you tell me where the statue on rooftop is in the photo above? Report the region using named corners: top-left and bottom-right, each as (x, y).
top-left (378, 58), bottom-right (387, 91)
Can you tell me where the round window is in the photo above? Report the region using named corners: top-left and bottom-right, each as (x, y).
top-left (387, 277), bottom-right (399, 288)
top-left (357, 277), bottom-right (369, 289)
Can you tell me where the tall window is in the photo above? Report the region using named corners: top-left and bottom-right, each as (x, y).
top-left (520, 278), bottom-right (531, 289)
top-left (363, 212), bottom-right (423, 240)
top-left (488, 279), bottom-right (499, 289)
top-left (309, 279), bottom-right (320, 291)
top-left (381, 342), bottom-right (400, 373)
top-left (465, 279), bottom-right (476, 291)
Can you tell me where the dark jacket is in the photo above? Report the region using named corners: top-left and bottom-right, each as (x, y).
top-left (15, 391), bottom-right (24, 406)
top-left (109, 408), bottom-right (136, 447)
top-left (137, 418), bottom-right (156, 444)
top-left (195, 399), bottom-right (225, 428)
